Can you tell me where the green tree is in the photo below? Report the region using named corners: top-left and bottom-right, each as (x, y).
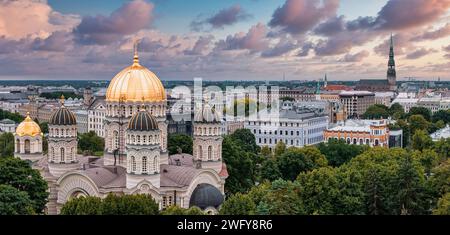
top-left (260, 179), bottom-right (304, 215)
top-left (411, 129), bottom-right (433, 151)
top-left (362, 104), bottom-right (389, 119)
top-left (364, 166), bottom-right (388, 215)
top-left (161, 205), bottom-right (204, 215)
top-left (0, 184), bottom-right (35, 215)
top-left (0, 157), bottom-right (48, 213)
top-left (408, 115), bottom-right (429, 135)
top-left (101, 194), bottom-right (159, 215)
top-left (0, 109), bottom-right (24, 123)
top-left (413, 149), bottom-right (439, 176)
top-left (260, 146), bottom-right (272, 157)
top-left (219, 193), bottom-right (256, 215)
top-left (432, 110), bottom-right (450, 124)
top-left (40, 92), bottom-right (82, 100)
top-left (60, 196), bottom-right (102, 215)
top-left (409, 107), bottom-right (431, 121)
top-left (429, 159), bottom-right (450, 196)
top-left (395, 154), bottom-right (428, 215)
top-left (78, 131), bottom-right (105, 156)
top-left (318, 139), bottom-right (367, 167)
top-left (273, 141), bottom-right (286, 157)
top-left (276, 147), bottom-right (328, 181)
top-left (61, 194), bottom-right (159, 215)
top-left (168, 134), bottom-right (193, 155)
top-left (0, 133), bottom-right (14, 157)
top-left (433, 138), bottom-right (450, 160)
top-left (229, 129), bottom-right (260, 154)
top-left (433, 193), bottom-right (450, 215)
top-left (297, 167), bottom-right (341, 215)
top-left (389, 103), bottom-right (405, 119)
top-left (260, 159), bottom-right (281, 181)
top-left (222, 136), bottom-right (255, 194)
top-left (39, 122), bottom-right (49, 134)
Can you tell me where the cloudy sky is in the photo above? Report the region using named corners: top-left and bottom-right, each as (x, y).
top-left (0, 0), bottom-right (449, 81)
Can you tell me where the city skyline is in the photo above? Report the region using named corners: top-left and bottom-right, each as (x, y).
top-left (0, 0), bottom-right (449, 81)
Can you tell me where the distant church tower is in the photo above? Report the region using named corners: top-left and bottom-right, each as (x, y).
top-left (387, 34), bottom-right (397, 91)
top-left (83, 87), bottom-right (94, 106)
top-left (48, 96), bottom-right (79, 177)
top-left (193, 104), bottom-right (223, 174)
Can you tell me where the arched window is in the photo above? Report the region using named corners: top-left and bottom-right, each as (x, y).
top-left (375, 139), bottom-right (379, 146)
top-left (61, 129), bottom-right (65, 136)
top-left (353, 138), bottom-right (357, 145)
top-left (60, 148), bottom-right (65, 162)
top-left (359, 139), bottom-right (364, 145)
top-left (131, 156), bottom-right (136, 172)
top-left (149, 135), bottom-right (153, 144)
top-left (71, 147), bottom-right (75, 161)
top-left (142, 156), bottom-right (148, 174)
top-left (143, 135), bottom-right (146, 144)
top-left (366, 139), bottom-right (370, 145)
top-left (209, 127), bottom-right (212, 135)
top-left (137, 135), bottom-right (141, 144)
top-left (51, 147), bottom-right (55, 162)
top-left (153, 156), bottom-right (158, 173)
top-left (199, 145), bottom-right (203, 160)
top-left (208, 146), bottom-right (212, 161)
top-left (16, 139), bottom-right (20, 153)
top-left (346, 138), bottom-right (351, 144)
top-left (131, 135), bottom-right (135, 144)
top-left (24, 139), bottom-right (31, 154)
top-left (113, 131), bottom-right (119, 150)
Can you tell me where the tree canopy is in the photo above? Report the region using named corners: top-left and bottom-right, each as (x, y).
top-left (61, 194), bottom-right (159, 215)
top-left (0, 133), bottom-right (14, 158)
top-left (0, 184), bottom-right (35, 215)
top-left (78, 131), bottom-right (105, 156)
top-left (168, 134), bottom-right (193, 155)
top-left (0, 157), bottom-right (48, 213)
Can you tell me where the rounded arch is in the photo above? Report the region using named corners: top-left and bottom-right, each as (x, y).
top-left (185, 169), bottom-right (223, 207)
top-left (57, 173), bottom-right (100, 205)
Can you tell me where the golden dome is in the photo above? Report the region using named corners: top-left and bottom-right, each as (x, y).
top-left (15, 113), bottom-right (42, 137)
top-left (106, 43), bottom-right (166, 102)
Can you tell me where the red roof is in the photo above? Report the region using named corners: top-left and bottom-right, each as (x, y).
top-left (219, 163), bottom-right (229, 178)
top-left (324, 85), bottom-right (353, 91)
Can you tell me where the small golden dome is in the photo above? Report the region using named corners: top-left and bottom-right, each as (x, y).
top-left (15, 113), bottom-right (42, 137)
top-left (106, 42), bottom-right (166, 102)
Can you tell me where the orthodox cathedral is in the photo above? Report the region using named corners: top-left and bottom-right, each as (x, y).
top-left (13, 46), bottom-right (228, 215)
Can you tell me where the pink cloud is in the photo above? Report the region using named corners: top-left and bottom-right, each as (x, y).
top-left (74, 0), bottom-right (154, 45)
top-left (269, 0), bottom-right (340, 34)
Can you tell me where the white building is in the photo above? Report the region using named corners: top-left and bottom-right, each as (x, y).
top-left (0, 119), bottom-right (16, 133)
top-left (87, 98), bottom-right (106, 137)
top-left (391, 98), bottom-right (418, 113)
top-left (375, 92), bottom-right (394, 107)
top-left (430, 125), bottom-right (450, 141)
top-left (244, 106), bottom-right (328, 149)
top-left (74, 110), bottom-right (88, 134)
top-left (0, 100), bottom-right (27, 113)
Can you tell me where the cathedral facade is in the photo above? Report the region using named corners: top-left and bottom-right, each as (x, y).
top-left (14, 48), bottom-right (228, 215)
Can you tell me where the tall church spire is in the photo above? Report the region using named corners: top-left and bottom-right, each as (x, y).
top-left (387, 34), bottom-right (397, 90)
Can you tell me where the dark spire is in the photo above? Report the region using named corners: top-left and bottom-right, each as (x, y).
top-left (387, 34), bottom-right (396, 79)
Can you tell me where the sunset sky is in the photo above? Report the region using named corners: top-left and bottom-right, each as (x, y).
top-left (0, 0), bottom-right (449, 81)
